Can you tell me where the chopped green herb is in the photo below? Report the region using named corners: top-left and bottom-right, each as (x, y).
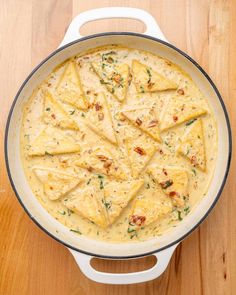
top-left (67, 209), bottom-right (73, 216)
top-left (102, 198), bottom-right (111, 209)
top-left (147, 68), bottom-right (152, 83)
top-left (90, 220), bottom-right (95, 224)
top-left (69, 109), bottom-right (75, 115)
top-left (105, 51), bottom-right (117, 55)
top-left (130, 232), bottom-right (137, 239)
top-left (160, 180), bottom-right (173, 189)
top-left (100, 79), bottom-right (110, 85)
top-left (97, 230), bottom-right (100, 235)
top-left (97, 174), bottom-right (104, 179)
top-left (186, 148), bottom-right (190, 155)
top-left (146, 183), bottom-right (150, 189)
top-left (177, 211), bottom-right (183, 221)
top-left (140, 86), bottom-right (145, 93)
top-left (45, 151), bottom-right (52, 156)
top-left (127, 228), bottom-right (136, 233)
top-left (192, 169), bottom-right (196, 176)
top-left (46, 107), bottom-right (51, 111)
top-left (111, 87), bottom-right (115, 93)
top-left (102, 51), bottom-right (117, 61)
top-left (186, 118), bottom-right (197, 126)
top-left (58, 210), bottom-right (66, 215)
top-left (70, 229), bottom-right (82, 234)
top-left (107, 56), bottom-right (114, 63)
top-left (87, 178), bottom-right (92, 185)
top-left (184, 206), bottom-right (190, 215)
top-left (81, 113), bottom-right (85, 117)
top-left (99, 178), bottom-right (104, 189)
top-left (164, 141), bottom-right (171, 148)
top-left (129, 221), bottom-right (134, 226)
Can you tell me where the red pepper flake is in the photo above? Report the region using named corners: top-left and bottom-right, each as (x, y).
top-left (177, 88), bottom-right (185, 95)
top-left (130, 215), bottom-right (146, 226)
top-left (160, 179), bottom-right (173, 189)
top-left (148, 119), bottom-right (158, 128)
top-left (51, 113), bottom-right (56, 119)
top-left (135, 118), bottom-right (142, 126)
top-left (162, 168), bottom-right (168, 176)
top-left (87, 166), bottom-right (93, 172)
top-left (134, 147), bottom-right (146, 155)
top-left (95, 102), bottom-right (102, 111)
top-left (173, 115), bottom-right (178, 122)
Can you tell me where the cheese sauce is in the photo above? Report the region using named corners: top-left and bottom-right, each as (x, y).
top-left (20, 45), bottom-right (217, 242)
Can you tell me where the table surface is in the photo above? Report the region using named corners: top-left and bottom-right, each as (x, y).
top-left (0, 0), bottom-right (235, 294)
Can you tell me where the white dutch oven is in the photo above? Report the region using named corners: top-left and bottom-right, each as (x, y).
top-left (5, 8), bottom-right (231, 284)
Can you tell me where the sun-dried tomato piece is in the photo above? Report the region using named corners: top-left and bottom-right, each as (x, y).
top-left (173, 115), bottom-right (178, 122)
top-left (97, 155), bottom-right (109, 162)
top-left (135, 118), bottom-right (142, 126)
top-left (169, 191), bottom-right (179, 197)
top-left (148, 120), bottom-right (158, 128)
top-left (160, 179), bottom-right (173, 189)
top-left (133, 147), bottom-right (146, 155)
top-left (95, 102), bottom-right (102, 111)
top-left (104, 160), bottom-right (112, 170)
top-left (162, 168), bottom-right (168, 176)
top-left (190, 155), bottom-right (197, 166)
top-left (130, 215), bottom-right (146, 226)
top-left (113, 74), bottom-right (121, 83)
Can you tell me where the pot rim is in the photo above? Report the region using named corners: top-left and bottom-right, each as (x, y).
top-left (4, 32), bottom-right (232, 259)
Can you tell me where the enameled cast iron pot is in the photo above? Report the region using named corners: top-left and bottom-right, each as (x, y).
top-left (5, 8), bottom-right (232, 284)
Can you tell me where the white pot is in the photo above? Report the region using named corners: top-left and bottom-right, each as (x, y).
top-left (5, 7), bottom-right (231, 284)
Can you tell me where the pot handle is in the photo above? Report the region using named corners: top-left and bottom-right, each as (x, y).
top-left (68, 243), bottom-right (178, 284)
top-left (59, 7), bottom-right (167, 47)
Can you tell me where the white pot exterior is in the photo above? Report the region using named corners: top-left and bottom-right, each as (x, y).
top-left (5, 8), bottom-right (231, 284)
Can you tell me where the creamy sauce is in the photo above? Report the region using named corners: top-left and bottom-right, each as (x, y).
top-left (20, 45), bottom-right (217, 242)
